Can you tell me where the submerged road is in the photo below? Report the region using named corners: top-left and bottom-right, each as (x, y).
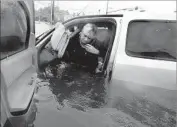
top-left (31, 62), bottom-right (151, 127)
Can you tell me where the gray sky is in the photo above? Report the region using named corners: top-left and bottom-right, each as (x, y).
top-left (35, 1), bottom-right (176, 14)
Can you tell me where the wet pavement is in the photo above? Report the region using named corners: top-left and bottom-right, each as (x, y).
top-left (30, 62), bottom-right (176, 127)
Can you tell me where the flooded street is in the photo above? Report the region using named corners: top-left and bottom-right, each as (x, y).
top-left (31, 62), bottom-right (149, 127)
top-left (30, 62), bottom-right (176, 127)
top-left (1, 1), bottom-right (176, 127)
top-left (42, 62), bottom-right (108, 111)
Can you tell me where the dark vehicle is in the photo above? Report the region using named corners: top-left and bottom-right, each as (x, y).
top-left (1, 0), bottom-right (176, 127)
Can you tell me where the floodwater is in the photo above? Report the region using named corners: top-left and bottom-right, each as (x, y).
top-left (41, 62), bottom-right (108, 111)
top-left (29, 62), bottom-right (176, 127)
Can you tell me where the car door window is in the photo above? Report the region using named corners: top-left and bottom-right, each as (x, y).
top-left (0, 0), bottom-right (28, 60)
top-left (126, 20), bottom-right (177, 61)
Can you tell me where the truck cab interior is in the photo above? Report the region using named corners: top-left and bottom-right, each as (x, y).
top-left (38, 18), bottom-right (116, 79)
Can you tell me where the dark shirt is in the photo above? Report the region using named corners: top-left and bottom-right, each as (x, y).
top-left (66, 33), bottom-right (102, 70)
top-left (89, 38), bottom-right (107, 58)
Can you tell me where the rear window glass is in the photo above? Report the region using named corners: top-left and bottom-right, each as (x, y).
top-left (126, 20), bottom-right (176, 61)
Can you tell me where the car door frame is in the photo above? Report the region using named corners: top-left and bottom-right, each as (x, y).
top-left (36, 16), bottom-right (119, 74)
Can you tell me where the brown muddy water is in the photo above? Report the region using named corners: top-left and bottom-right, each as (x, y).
top-left (30, 62), bottom-right (176, 127)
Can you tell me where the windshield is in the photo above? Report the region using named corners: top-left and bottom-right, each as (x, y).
top-left (126, 20), bottom-right (177, 61)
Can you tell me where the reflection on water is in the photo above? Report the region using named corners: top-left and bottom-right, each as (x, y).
top-left (34, 62), bottom-right (148, 127)
top-left (32, 62), bottom-right (176, 127)
top-left (45, 62), bottom-right (107, 111)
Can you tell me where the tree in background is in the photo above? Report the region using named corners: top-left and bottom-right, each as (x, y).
top-left (35, 6), bottom-right (70, 24)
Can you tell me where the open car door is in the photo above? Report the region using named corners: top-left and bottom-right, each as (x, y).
top-left (37, 23), bottom-right (71, 69)
top-left (1, 0), bottom-right (36, 126)
top-left (51, 23), bottom-right (70, 58)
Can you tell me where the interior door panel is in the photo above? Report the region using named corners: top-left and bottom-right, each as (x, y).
top-left (1, 0), bottom-right (36, 116)
top-left (1, 36), bottom-right (36, 113)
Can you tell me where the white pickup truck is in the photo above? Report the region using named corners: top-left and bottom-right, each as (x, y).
top-left (1, 0), bottom-right (176, 127)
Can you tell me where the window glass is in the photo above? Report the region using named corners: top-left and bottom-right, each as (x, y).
top-left (126, 20), bottom-right (176, 61)
top-left (0, 0), bottom-right (28, 59)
